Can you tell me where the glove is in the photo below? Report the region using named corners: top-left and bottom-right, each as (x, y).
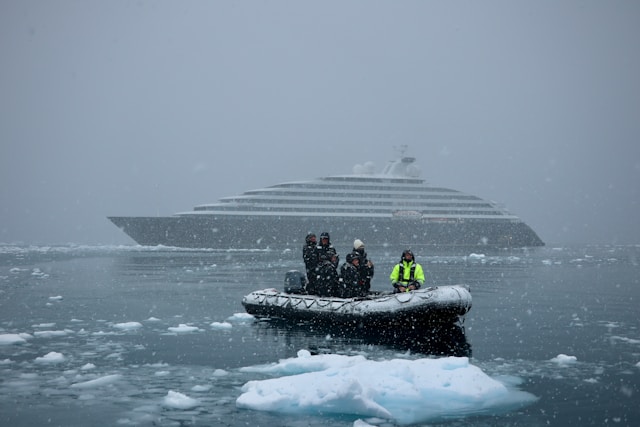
top-left (392, 282), bottom-right (400, 288)
top-left (409, 281), bottom-right (421, 290)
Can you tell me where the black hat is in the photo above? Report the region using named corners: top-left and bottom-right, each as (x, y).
top-left (320, 232), bottom-right (330, 240)
top-left (346, 252), bottom-right (360, 263)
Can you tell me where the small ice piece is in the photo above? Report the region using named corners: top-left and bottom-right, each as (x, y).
top-left (34, 351), bottom-right (66, 364)
top-left (168, 324), bottom-right (200, 333)
top-left (210, 322), bottom-right (233, 330)
top-left (0, 334), bottom-right (31, 345)
top-left (113, 322), bottom-right (143, 331)
top-left (163, 390), bottom-right (200, 409)
top-left (550, 354), bottom-right (578, 365)
top-left (228, 312), bottom-right (255, 323)
top-left (71, 374), bottom-right (122, 389)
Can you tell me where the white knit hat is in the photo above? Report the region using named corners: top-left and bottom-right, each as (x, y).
top-left (353, 239), bottom-right (365, 249)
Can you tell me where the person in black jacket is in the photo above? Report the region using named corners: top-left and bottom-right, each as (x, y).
top-left (302, 233), bottom-right (318, 294)
top-left (317, 232), bottom-right (339, 268)
top-left (353, 239), bottom-right (374, 293)
top-left (315, 232), bottom-right (339, 297)
top-left (338, 252), bottom-right (363, 298)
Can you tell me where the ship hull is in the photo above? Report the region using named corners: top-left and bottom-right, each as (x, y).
top-left (108, 215), bottom-right (544, 249)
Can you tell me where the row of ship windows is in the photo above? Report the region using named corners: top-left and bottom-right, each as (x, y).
top-left (193, 205), bottom-right (504, 216)
top-left (212, 198), bottom-right (493, 209)
top-left (320, 177), bottom-right (425, 185)
top-left (237, 192), bottom-right (482, 201)
top-left (273, 183), bottom-right (463, 193)
top-left (258, 184), bottom-right (479, 199)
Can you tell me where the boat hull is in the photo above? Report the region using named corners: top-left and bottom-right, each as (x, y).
top-left (241, 285), bottom-right (472, 327)
top-left (256, 317), bottom-right (472, 357)
top-left (108, 215), bottom-right (543, 249)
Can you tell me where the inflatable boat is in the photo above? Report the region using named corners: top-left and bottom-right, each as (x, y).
top-left (242, 271), bottom-right (472, 327)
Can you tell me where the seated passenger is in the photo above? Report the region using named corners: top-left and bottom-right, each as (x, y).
top-left (390, 249), bottom-right (425, 293)
top-left (316, 257), bottom-right (339, 297)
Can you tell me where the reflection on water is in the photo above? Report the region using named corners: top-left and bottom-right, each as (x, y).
top-left (251, 317), bottom-right (472, 358)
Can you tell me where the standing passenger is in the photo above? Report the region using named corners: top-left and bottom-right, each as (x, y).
top-left (352, 239), bottom-right (374, 294)
top-left (302, 233), bottom-right (318, 294)
top-left (317, 232), bottom-right (339, 268)
top-left (315, 232), bottom-right (339, 297)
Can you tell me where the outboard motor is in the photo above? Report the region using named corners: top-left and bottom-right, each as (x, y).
top-left (284, 270), bottom-right (306, 294)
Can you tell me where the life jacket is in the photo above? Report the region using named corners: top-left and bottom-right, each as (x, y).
top-left (397, 262), bottom-right (416, 284)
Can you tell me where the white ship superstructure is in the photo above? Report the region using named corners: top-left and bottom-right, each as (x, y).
top-left (183, 157), bottom-right (515, 222)
top-left (109, 152), bottom-right (543, 248)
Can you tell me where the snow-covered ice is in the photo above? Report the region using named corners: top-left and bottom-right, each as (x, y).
top-left (236, 349), bottom-right (537, 425)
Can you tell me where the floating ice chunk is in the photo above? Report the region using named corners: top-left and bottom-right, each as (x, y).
top-left (113, 322), bottom-right (143, 331)
top-left (34, 330), bottom-right (72, 338)
top-left (33, 323), bottom-right (56, 328)
top-left (163, 390), bottom-right (200, 409)
top-left (34, 351), bottom-right (65, 364)
top-left (32, 268), bottom-right (49, 278)
top-left (167, 324), bottom-right (200, 333)
top-left (237, 353), bottom-right (537, 424)
top-left (48, 295), bottom-right (63, 301)
top-left (550, 354), bottom-right (577, 365)
top-left (71, 374), bottom-right (122, 389)
top-left (80, 363), bottom-right (96, 370)
top-left (210, 321), bottom-right (232, 330)
top-left (228, 312), bottom-right (255, 323)
top-left (611, 336), bottom-right (640, 344)
top-left (0, 333), bottom-right (31, 345)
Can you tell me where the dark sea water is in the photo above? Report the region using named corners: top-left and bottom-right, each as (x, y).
top-left (1, 243), bottom-right (639, 426)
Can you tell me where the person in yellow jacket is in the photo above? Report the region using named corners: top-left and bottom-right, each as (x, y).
top-left (389, 249), bottom-right (425, 293)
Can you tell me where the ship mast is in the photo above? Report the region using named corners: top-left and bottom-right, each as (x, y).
top-left (394, 144), bottom-right (409, 158)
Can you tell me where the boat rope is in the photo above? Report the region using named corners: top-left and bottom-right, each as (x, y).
top-left (288, 297), bottom-right (311, 309)
top-left (393, 291), bottom-right (415, 304)
top-left (414, 287), bottom-right (437, 301)
top-left (313, 298), bottom-right (349, 310)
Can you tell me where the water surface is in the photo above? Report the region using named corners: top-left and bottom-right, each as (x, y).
top-left (1, 244), bottom-right (638, 426)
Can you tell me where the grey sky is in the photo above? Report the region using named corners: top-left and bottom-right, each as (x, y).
top-left (1, 1), bottom-right (639, 246)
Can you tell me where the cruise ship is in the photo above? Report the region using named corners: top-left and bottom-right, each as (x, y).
top-left (108, 152), bottom-right (544, 249)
